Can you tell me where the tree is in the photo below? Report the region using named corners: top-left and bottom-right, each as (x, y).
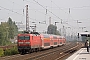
top-left (7, 17), bottom-right (18, 39)
top-left (13, 21), bottom-right (18, 36)
top-left (47, 24), bottom-right (60, 35)
top-left (0, 22), bottom-right (11, 45)
top-left (0, 17), bottom-right (18, 46)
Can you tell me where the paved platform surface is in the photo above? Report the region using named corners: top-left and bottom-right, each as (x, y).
top-left (66, 48), bottom-right (90, 60)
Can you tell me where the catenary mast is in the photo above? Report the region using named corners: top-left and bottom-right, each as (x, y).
top-left (26, 5), bottom-right (29, 31)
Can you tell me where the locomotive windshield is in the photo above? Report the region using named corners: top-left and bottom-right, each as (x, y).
top-left (18, 36), bottom-right (30, 40)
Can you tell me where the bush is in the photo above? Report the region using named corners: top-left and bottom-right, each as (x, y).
top-left (0, 48), bottom-right (4, 57)
top-left (4, 49), bottom-right (11, 56)
top-left (4, 47), bottom-right (19, 56)
top-left (10, 47), bottom-right (19, 55)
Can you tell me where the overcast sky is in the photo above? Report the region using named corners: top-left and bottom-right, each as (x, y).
top-left (0, 0), bottom-right (90, 35)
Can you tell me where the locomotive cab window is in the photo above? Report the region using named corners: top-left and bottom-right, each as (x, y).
top-left (19, 36), bottom-right (24, 40)
top-left (18, 36), bottom-right (30, 40)
top-left (25, 36), bottom-right (30, 40)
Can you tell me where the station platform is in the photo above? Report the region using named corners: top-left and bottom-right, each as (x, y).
top-left (66, 48), bottom-right (90, 60)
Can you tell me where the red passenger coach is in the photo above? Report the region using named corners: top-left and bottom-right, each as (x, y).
top-left (52, 35), bottom-right (59, 47)
top-left (17, 32), bottom-right (66, 54)
top-left (61, 36), bottom-right (66, 45)
top-left (39, 34), bottom-right (66, 49)
top-left (40, 34), bottom-right (51, 49)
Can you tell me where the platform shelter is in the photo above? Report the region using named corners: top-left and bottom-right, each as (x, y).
top-left (80, 32), bottom-right (90, 42)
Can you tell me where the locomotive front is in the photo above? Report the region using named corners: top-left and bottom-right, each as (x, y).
top-left (17, 34), bottom-right (31, 54)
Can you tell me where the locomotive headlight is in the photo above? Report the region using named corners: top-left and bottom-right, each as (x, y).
top-left (25, 42), bottom-right (30, 44)
top-left (18, 42), bottom-right (23, 44)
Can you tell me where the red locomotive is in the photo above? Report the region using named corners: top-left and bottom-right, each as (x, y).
top-left (17, 32), bottom-right (66, 54)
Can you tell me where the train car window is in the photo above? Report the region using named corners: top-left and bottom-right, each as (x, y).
top-left (19, 36), bottom-right (30, 40)
top-left (60, 42), bottom-right (62, 44)
top-left (60, 38), bottom-right (62, 39)
top-left (54, 42), bottom-right (57, 45)
top-left (43, 35), bottom-right (50, 38)
top-left (44, 43), bottom-right (50, 46)
top-left (25, 36), bottom-right (30, 40)
top-left (19, 36), bottom-right (24, 40)
top-left (53, 36), bottom-right (57, 39)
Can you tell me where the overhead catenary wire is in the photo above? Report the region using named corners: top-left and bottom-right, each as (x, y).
top-left (32, 0), bottom-right (78, 28)
top-left (29, 0), bottom-right (79, 35)
top-left (48, 1), bottom-right (78, 28)
top-left (51, 1), bottom-right (90, 28)
top-left (8, 0), bottom-right (50, 23)
top-left (32, 0), bottom-right (62, 22)
top-left (0, 6), bottom-right (22, 15)
top-left (24, 0), bottom-right (60, 24)
top-left (0, 5), bottom-right (43, 23)
top-left (0, 0), bottom-right (89, 32)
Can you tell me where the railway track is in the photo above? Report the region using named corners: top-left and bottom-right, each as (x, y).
top-left (55, 43), bottom-right (82, 60)
top-left (27, 42), bottom-right (83, 60)
top-left (0, 42), bottom-right (84, 60)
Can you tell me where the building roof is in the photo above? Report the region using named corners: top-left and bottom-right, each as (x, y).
top-left (80, 32), bottom-right (90, 35)
top-left (80, 32), bottom-right (90, 37)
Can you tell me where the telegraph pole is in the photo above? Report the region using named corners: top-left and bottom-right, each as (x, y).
top-left (26, 5), bottom-right (29, 31)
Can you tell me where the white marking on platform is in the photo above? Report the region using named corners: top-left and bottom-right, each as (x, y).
top-left (66, 48), bottom-right (90, 60)
top-left (73, 49), bottom-right (83, 60)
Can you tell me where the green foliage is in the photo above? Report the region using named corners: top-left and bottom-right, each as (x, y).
top-left (47, 24), bottom-right (56, 34)
top-left (4, 49), bottom-right (11, 56)
top-left (18, 31), bottom-right (23, 34)
top-left (56, 30), bottom-right (61, 35)
top-left (0, 22), bottom-right (10, 46)
top-left (4, 47), bottom-right (19, 56)
top-left (47, 24), bottom-right (60, 35)
top-left (0, 17), bottom-right (18, 46)
top-left (7, 17), bottom-right (18, 39)
top-left (0, 48), bottom-right (4, 57)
